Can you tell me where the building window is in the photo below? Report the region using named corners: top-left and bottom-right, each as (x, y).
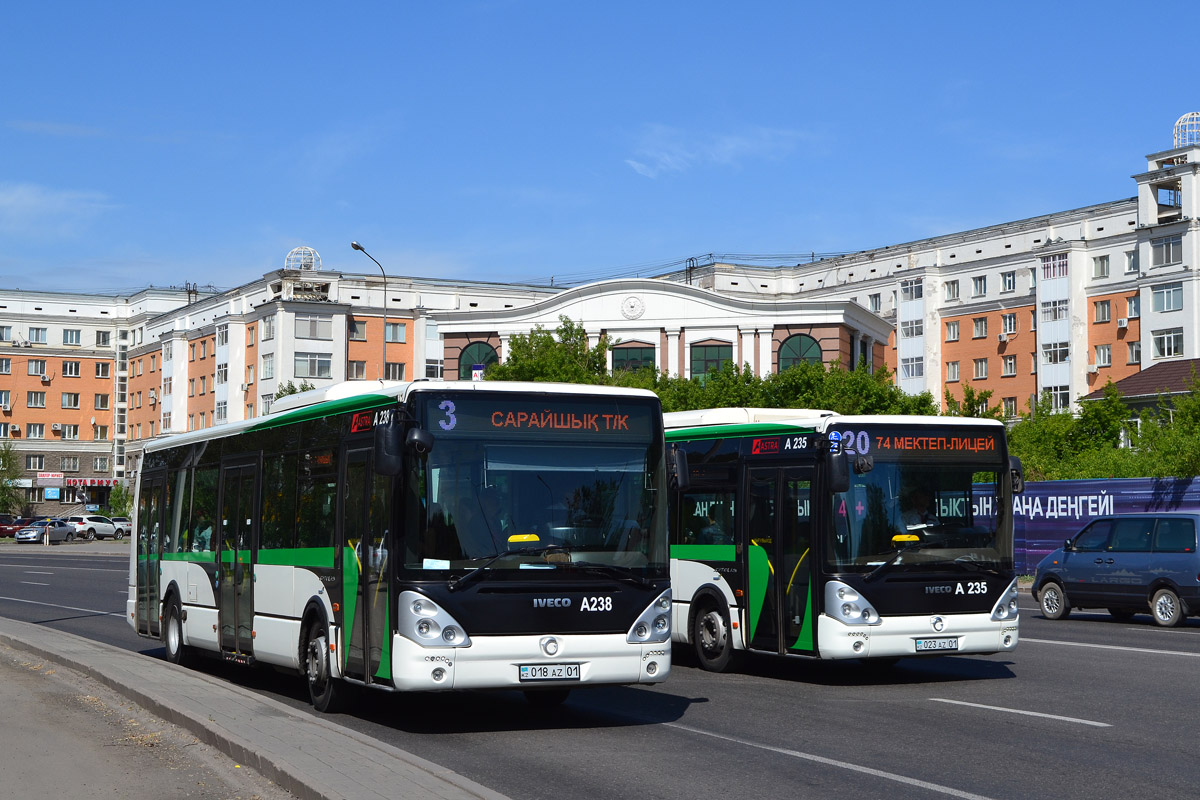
top-left (1128, 341), bottom-right (1141, 364)
top-left (1127, 295), bottom-right (1140, 318)
top-left (29, 327), bottom-right (47, 344)
top-left (972, 276), bottom-right (987, 297)
top-left (945, 361), bottom-right (959, 382)
top-left (63, 328), bottom-right (81, 346)
top-left (247, 327), bottom-right (255, 347)
top-left (28, 359), bottom-right (47, 376)
top-left (1092, 255), bottom-right (1110, 279)
top-left (900, 357), bottom-right (924, 379)
top-left (162, 341), bottom-right (171, 360)
top-left (27, 424), bottom-right (45, 439)
top-left (27, 392), bottom-right (46, 408)
top-left (200, 340), bottom-right (208, 358)
top-left (1001, 313), bottom-right (1017, 335)
top-left (348, 360), bottom-right (366, 380)
top-left (971, 358), bottom-right (987, 380)
top-left (348, 320), bottom-right (367, 341)
top-left (162, 377), bottom-right (172, 395)
top-left (246, 365), bottom-right (254, 385)
top-left (199, 377), bottom-right (207, 395)
top-left (188, 379), bottom-right (195, 397)
top-left (94, 457), bottom-right (109, 472)
top-left (295, 315), bottom-right (333, 340)
top-left (458, 342), bottom-right (500, 380)
top-left (1002, 397), bottom-right (1017, 419)
top-left (150, 354), bottom-right (157, 372)
top-left (868, 294), bottom-right (881, 313)
top-left (1151, 235), bottom-right (1183, 267)
top-left (61, 392), bottom-right (80, 409)
top-left (900, 320), bottom-right (923, 338)
top-left (614, 347), bottom-right (658, 372)
top-left (262, 316), bottom-right (275, 341)
top-left (216, 324), bottom-right (228, 346)
top-left (162, 412), bottom-right (171, 430)
top-left (1042, 342), bottom-right (1070, 364)
top-left (1041, 253), bottom-right (1068, 279)
top-left (0, 358), bottom-right (8, 375)
top-left (1153, 328), bottom-right (1184, 359)
top-left (295, 352), bottom-right (332, 379)
top-left (690, 345), bottom-right (733, 381)
top-left (189, 343), bottom-right (195, 361)
top-left (426, 360), bottom-right (444, 379)
top-left (1049, 386), bottom-right (1070, 412)
top-left (215, 401), bottom-right (227, 423)
top-left (778, 335), bottom-right (821, 370)
top-left (385, 362), bottom-right (406, 381)
top-left (96, 362), bottom-right (110, 378)
top-left (61, 456), bottom-right (79, 472)
top-left (27, 455), bottom-right (44, 470)
top-left (0, 326), bottom-right (9, 342)
top-left (1001, 271), bottom-right (1015, 293)
top-left (62, 360), bottom-right (80, 377)
top-left (94, 393), bottom-right (109, 410)
top-left (1152, 282), bottom-right (1183, 313)
top-left (944, 280), bottom-right (959, 301)
top-left (945, 321), bottom-right (959, 342)
top-left (1094, 300), bottom-right (1111, 323)
top-left (261, 353), bottom-right (274, 380)
top-left (0, 390), bottom-right (7, 408)
top-left (385, 322), bottom-right (406, 344)
top-left (1125, 250), bottom-right (1139, 274)
top-left (95, 425), bottom-right (109, 441)
top-left (973, 318), bottom-right (987, 338)
top-left (1002, 355), bottom-right (1016, 376)
top-left (900, 279), bottom-right (923, 302)
top-left (1041, 300), bottom-right (1069, 322)
top-left (1095, 344), bottom-right (1112, 367)
top-left (216, 363), bottom-right (228, 384)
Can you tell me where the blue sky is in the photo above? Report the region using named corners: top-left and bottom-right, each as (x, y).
top-left (0, 2), bottom-right (1188, 294)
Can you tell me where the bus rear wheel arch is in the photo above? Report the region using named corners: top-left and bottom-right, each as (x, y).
top-left (691, 599), bottom-right (734, 672)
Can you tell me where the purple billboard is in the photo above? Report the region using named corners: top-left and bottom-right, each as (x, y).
top-left (1012, 477), bottom-right (1200, 573)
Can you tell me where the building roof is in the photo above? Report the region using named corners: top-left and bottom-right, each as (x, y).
top-left (1083, 358), bottom-right (1200, 402)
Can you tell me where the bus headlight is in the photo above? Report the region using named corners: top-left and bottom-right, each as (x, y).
top-left (627, 589), bottom-right (672, 644)
top-left (825, 581), bottom-right (881, 627)
top-left (990, 579), bottom-right (1020, 623)
top-left (399, 591), bottom-right (472, 648)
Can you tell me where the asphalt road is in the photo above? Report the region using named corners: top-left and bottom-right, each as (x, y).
top-left (3, 541), bottom-right (1199, 800)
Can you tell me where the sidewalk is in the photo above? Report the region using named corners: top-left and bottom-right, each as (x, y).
top-left (0, 616), bottom-right (511, 800)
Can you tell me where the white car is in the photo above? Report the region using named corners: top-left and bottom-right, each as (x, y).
top-left (65, 515), bottom-right (119, 540)
top-left (110, 517), bottom-right (132, 538)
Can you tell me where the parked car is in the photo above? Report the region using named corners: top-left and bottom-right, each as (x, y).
top-left (0, 514), bottom-right (27, 537)
top-left (15, 520), bottom-right (76, 544)
top-left (65, 515), bottom-right (119, 540)
top-left (1034, 513), bottom-right (1200, 627)
top-left (110, 517), bottom-right (132, 538)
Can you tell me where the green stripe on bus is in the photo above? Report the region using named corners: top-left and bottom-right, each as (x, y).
top-left (341, 546), bottom-right (360, 670)
top-left (747, 543), bottom-right (769, 642)
top-left (665, 422), bottom-right (816, 442)
top-left (246, 393), bottom-right (395, 433)
top-left (789, 583), bottom-right (814, 651)
top-left (162, 551), bottom-right (216, 563)
top-left (256, 548), bottom-right (336, 569)
top-left (669, 544), bottom-right (736, 562)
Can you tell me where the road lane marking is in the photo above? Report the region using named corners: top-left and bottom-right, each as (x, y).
top-left (19, 581), bottom-right (50, 587)
top-left (24, 571), bottom-right (53, 575)
top-left (667, 722), bottom-right (996, 800)
top-left (1022, 636), bottom-right (1200, 658)
top-left (1123, 626), bottom-right (1200, 636)
top-left (930, 698), bottom-right (1110, 727)
top-left (0, 595), bottom-right (124, 618)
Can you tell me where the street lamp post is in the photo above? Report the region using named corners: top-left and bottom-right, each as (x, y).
top-left (350, 241), bottom-right (388, 381)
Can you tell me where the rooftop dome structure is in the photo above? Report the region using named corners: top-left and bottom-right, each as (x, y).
top-left (1174, 112), bottom-right (1200, 148)
top-left (284, 246), bottom-right (322, 271)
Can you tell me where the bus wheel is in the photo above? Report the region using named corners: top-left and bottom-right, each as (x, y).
top-left (524, 689), bottom-right (570, 708)
top-left (1152, 588), bottom-right (1184, 627)
top-left (1038, 581), bottom-right (1070, 620)
top-left (693, 603), bottom-right (734, 672)
top-left (163, 596), bottom-right (192, 667)
top-left (305, 621), bottom-right (345, 713)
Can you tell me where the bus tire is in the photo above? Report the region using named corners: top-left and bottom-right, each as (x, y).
top-left (692, 602), bottom-right (734, 672)
top-left (1038, 581), bottom-right (1070, 620)
top-left (1152, 588), bottom-right (1184, 627)
top-left (305, 619), bottom-right (346, 713)
top-left (524, 689), bottom-right (570, 708)
top-left (163, 595), bottom-right (193, 667)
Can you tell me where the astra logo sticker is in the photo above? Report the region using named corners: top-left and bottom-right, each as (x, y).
top-left (751, 438), bottom-right (780, 455)
top-left (350, 411), bottom-right (374, 433)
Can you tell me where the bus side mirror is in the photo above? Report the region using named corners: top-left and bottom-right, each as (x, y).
top-left (828, 449), bottom-right (849, 494)
top-left (406, 427), bottom-right (435, 456)
top-left (670, 447), bottom-right (690, 492)
top-left (1009, 455), bottom-right (1025, 495)
top-left (374, 422), bottom-right (405, 476)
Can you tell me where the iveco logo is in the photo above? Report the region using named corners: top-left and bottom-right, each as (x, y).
top-left (930, 616), bottom-right (946, 632)
top-left (533, 598), bottom-right (572, 608)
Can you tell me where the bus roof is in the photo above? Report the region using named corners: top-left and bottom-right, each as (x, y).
top-left (663, 407), bottom-right (836, 429)
top-left (663, 408), bottom-right (1008, 439)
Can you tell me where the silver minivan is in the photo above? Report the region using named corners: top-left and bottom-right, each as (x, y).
top-left (1034, 513), bottom-right (1200, 626)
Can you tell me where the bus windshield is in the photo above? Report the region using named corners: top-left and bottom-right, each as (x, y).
top-left (402, 392), bottom-right (668, 577)
top-left (824, 426), bottom-right (1012, 574)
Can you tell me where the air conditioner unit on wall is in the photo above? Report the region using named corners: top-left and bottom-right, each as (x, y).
top-left (8, 424), bottom-right (18, 433)
top-left (51, 423), bottom-right (61, 431)
top-left (1117, 318), bottom-right (1129, 328)
top-left (1087, 364), bottom-right (1099, 374)
top-left (997, 333), bottom-right (1008, 343)
top-left (0, 403), bottom-right (9, 412)
top-left (240, 383), bottom-right (248, 392)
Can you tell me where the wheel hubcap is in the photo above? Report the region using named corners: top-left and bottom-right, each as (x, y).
top-left (699, 611), bottom-right (726, 655)
top-left (307, 635), bottom-right (329, 690)
top-left (1043, 589), bottom-right (1061, 614)
top-left (1157, 595), bottom-right (1176, 621)
top-left (168, 614), bottom-right (180, 653)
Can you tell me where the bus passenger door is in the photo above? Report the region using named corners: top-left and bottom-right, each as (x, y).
top-left (217, 461), bottom-right (258, 661)
top-left (341, 446), bottom-right (393, 685)
top-left (136, 474), bottom-right (166, 638)
top-left (745, 467), bottom-right (815, 656)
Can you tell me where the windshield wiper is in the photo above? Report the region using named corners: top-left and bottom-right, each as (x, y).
top-left (447, 544), bottom-right (570, 592)
top-left (570, 561), bottom-right (652, 588)
top-left (863, 541), bottom-right (940, 583)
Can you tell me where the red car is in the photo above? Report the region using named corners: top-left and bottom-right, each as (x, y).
top-left (0, 515), bottom-right (35, 537)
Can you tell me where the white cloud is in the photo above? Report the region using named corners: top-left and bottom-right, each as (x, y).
top-left (626, 123), bottom-right (806, 178)
top-left (0, 182), bottom-right (114, 239)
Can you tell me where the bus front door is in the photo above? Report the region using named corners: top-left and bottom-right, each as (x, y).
top-left (217, 462), bottom-right (257, 662)
top-left (135, 474), bottom-right (166, 638)
top-left (745, 467), bottom-right (815, 656)
top-left (341, 447), bottom-right (393, 685)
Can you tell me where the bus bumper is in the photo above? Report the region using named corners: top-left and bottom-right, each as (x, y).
top-left (816, 612), bottom-right (1019, 659)
top-left (388, 632), bottom-right (671, 691)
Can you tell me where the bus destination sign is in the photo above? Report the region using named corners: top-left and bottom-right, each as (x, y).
top-left (421, 393), bottom-right (656, 440)
top-left (829, 426), bottom-right (1002, 461)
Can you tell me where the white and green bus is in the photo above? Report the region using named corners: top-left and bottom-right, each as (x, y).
top-left (666, 408), bottom-right (1024, 670)
top-left (127, 380), bottom-right (673, 710)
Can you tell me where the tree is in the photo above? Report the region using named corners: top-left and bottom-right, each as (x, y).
top-left (107, 481), bottom-right (134, 518)
top-left (0, 441), bottom-right (22, 516)
top-left (486, 316), bottom-right (612, 384)
top-left (943, 383), bottom-right (1002, 419)
top-left (1130, 369), bottom-right (1200, 479)
top-left (274, 380), bottom-right (316, 398)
